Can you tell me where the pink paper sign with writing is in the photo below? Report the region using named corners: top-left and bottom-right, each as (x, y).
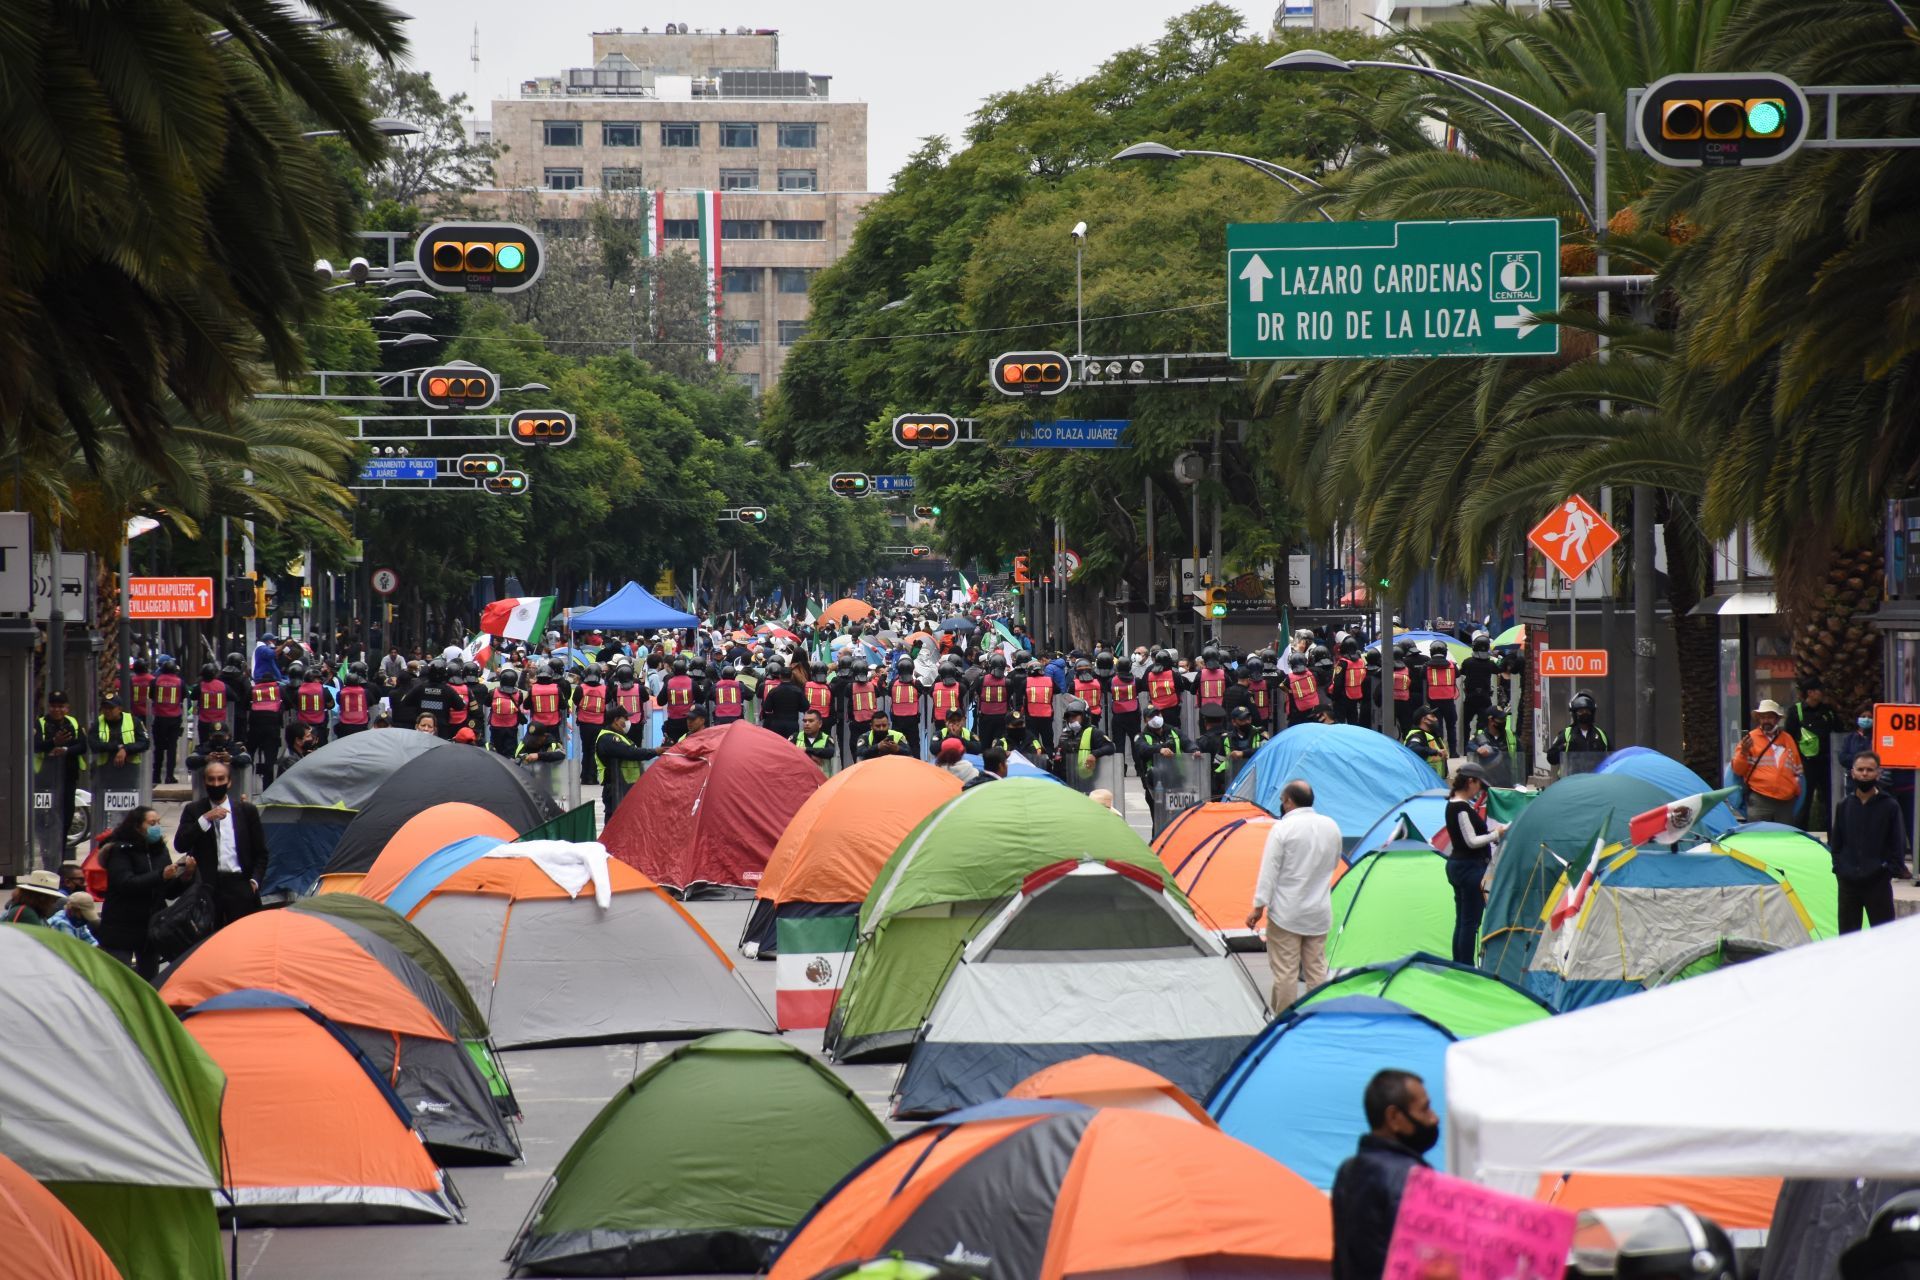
top-left (1383, 1167), bottom-right (1576, 1280)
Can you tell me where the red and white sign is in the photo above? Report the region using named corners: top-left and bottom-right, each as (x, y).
top-left (1528, 494), bottom-right (1618, 581)
top-left (1055, 549), bottom-right (1083, 581)
top-left (1539, 648), bottom-right (1609, 677)
top-left (127, 577), bottom-right (215, 619)
top-left (371, 567), bottom-right (400, 596)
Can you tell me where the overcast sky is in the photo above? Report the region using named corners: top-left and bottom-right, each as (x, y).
top-left (396, 0), bottom-right (1261, 189)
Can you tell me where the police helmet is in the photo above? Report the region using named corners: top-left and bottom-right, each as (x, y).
top-left (1842, 1188), bottom-right (1920, 1280)
top-left (224, 651), bottom-right (243, 669)
top-left (720, 665), bottom-right (737, 681)
top-left (583, 664), bottom-right (603, 685)
top-left (766, 657), bottom-right (788, 677)
top-left (836, 651), bottom-right (853, 670)
top-left (427, 658), bottom-right (449, 682)
top-left (1364, 649), bottom-right (1381, 670)
top-left (1094, 649), bottom-right (1115, 676)
top-left (895, 656), bottom-right (913, 676)
top-left (1063, 697), bottom-right (1089, 717)
top-left (852, 659), bottom-right (869, 678)
top-left (131, 657), bottom-right (148, 674)
top-left (1429, 640), bottom-right (1449, 658)
top-left (287, 660), bottom-right (306, 679)
top-left (1569, 690), bottom-right (1598, 715)
top-left (199, 662), bottom-right (218, 681)
top-left (159, 658), bottom-right (178, 675)
top-left (1614, 1207), bottom-right (1739, 1280)
top-left (498, 668), bottom-right (519, 689)
top-left (343, 668), bottom-right (364, 686)
top-left (1201, 644), bottom-right (1221, 666)
top-left (1309, 643), bottom-right (1331, 663)
top-left (1394, 640), bottom-right (1416, 659)
top-left (671, 657), bottom-right (688, 676)
top-left (547, 658), bottom-right (567, 678)
top-left (1244, 656), bottom-right (1265, 677)
top-left (1286, 651), bottom-right (1308, 672)
top-left (1471, 630), bottom-right (1491, 652)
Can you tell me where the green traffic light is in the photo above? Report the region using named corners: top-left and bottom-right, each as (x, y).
top-left (1377, 577), bottom-right (1391, 589)
top-left (495, 243), bottom-right (526, 271)
top-left (931, 506), bottom-right (942, 516)
top-left (1746, 99), bottom-right (1783, 135)
top-left (1208, 603), bottom-right (1228, 619)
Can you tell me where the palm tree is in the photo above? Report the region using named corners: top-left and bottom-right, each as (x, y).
top-left (0, 0), bottom-right (407, 466)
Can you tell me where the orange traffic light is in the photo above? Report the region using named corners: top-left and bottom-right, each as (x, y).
top-left (418, 366), bottom-right (498, 411)
top-left (892, 413), bottom-right (957, 450)
top-left (990, 351), bottom-right (1072, 397)
top-left (510, 410), bottom-right (576, 446)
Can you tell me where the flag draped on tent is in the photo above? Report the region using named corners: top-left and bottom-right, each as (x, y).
top-left (1628, 788), bottom-right (1739, 846)
top-left (479, 595), bottom-right (556, 643)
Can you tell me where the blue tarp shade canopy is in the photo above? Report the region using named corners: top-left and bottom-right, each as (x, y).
top-left (568, 581), bottom-right (698, 631)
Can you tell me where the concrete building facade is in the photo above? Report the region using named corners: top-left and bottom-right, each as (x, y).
top-left (1274, 0), bottom-right (1553, 32)
top-left (476, 26), bottom-right (877, 393)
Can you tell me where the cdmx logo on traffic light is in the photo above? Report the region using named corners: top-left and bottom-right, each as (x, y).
top-left (510, 410), bottom-right (576, 447)
top-left (989, 351), bottom-right (1072, 397)
top-left (737, 507), bottom-right (769, 525)
top-left (1638, 72), bottom-right (1808, 168)
top-left (419, 366), bottom-right (498, 411)
top-left (484, 470), bottom-right (530, 495)
top-left (830, 472), bottom-right (871, 497)
top-left (457, 454), bottom-right (505, 480)
top-left (892, 413), bottom-right (957, 449)
top-left (416, 222), bottom-right (544, 293)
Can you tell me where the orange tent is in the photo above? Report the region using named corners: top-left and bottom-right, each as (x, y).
top-left (180, 994), bottom-right (461, 1224)
top-left (349, 802), bottom-right (520, 902)
top-left (820, 598), bottom-right (875, 624)
top-left (1536, 1172), bottom-right (1782, 1231)
top-left (770, 1108), bottom-right (1329, 1279)
top-left (1007, 1054), bottom-right (1216, 1127)
top-left (0, 1150), bottom-right (121, 1279)
top-left (1151, 800), bottom-right (1275, 946)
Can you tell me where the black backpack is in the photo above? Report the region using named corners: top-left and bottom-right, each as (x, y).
top-left (147, 876), bottom-right (217, 960)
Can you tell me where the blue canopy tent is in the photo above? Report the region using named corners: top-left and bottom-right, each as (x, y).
top-left (1226, 723), bottom-right (1442, 844)
top-left (1596, 746), bottom-right (1739, 836)
top-left (568, 581), bottom-right (698, 632)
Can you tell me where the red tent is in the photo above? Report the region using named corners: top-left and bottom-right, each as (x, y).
top-left (601, 722), bottom-right (823, 897)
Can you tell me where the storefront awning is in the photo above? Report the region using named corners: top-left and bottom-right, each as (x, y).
top-left (1689, 591), bottom-right (1778, 617)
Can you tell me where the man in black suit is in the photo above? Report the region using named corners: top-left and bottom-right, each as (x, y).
top-left (173, 760), bottom-right (267, 926)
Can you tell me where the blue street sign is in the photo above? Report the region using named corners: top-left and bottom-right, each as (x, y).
top-left (1013, 420), bottom-right (1132, 449)
top-left (358, 459), bottom-right (439, 481)
top-left (872, 474), bottom-right (917, 492)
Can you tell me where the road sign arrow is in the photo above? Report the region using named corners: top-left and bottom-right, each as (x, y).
top-left (197, 587), bottom-right (209, 608)
top-left (1493, 307), bottom-right (1541, 336)
top-left (1238, 253), bottom-right (1273, 303)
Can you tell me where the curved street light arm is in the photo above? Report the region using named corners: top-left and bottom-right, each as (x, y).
top-left (1184, 150), bottom-right (1338, 222)
top-left (1350, 60), bottom-right (1597, 160)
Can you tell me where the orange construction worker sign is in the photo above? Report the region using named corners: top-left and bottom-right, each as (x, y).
top-left (1528, 495), bottom-right (1619, 582)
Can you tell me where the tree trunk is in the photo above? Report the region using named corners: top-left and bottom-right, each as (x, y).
top-left (1786, 542), bottom-right (1883, 718)
top-left (1660, 500), bottom-right (1722, 779)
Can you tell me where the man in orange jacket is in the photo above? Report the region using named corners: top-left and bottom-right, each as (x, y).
top-left (1731, 698), bottom-right (1804, 823)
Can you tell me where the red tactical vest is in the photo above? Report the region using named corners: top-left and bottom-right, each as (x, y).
top-left (338, 685), bottom-right (368, 725)
top-left (251, 682), bottom-right (281, 715)
top-left (890, 679), bottom-right (920, 717)
top-left (197, 680), bottom-right (227, 724)
top-left (1073, 677), bottom-right (1103, 715)
top-left (295, 682), bottom-right (326, 724)
top-left (529, 680), bottom-right (562, 726)
top-left (153, 675), bottom-right (183, 718)
top-left (714, 680), bottom-right (744, 720)
top-left (490, 688), bottom-right (522, 728)
top-left (615, 683), bottom-right (644, 717)
top-left (446, 684), bottom-right (469, 727)
top-left (1427, 662), bottom-right (1457, 701)
top-left (850, 679), bottom-right (878, 723)
top-left (1393, 668), bottom-right (1411, 701)
top-left (576, 684), bottom-right (606, 725)
top-left (1198, 669), bottom-right (1225, 705)
top-left (978, 675), bottom-right (1008, 714)
top-left (1024, 678), bottom-right (1054, 718)
top-left (1246, 678), bottom-right (1270, 716)
top-left (933, 681), bottom-right (963, 722)
top-left (132, 673), bottom-right (154, 718)
top-left (805, 681), bottom-right (832, 716)
top-left (664, 675), bottom-right (694, 720)
top-left (1288, 670), bottom-right (1321, 711)
top-left (1148, 670), bottom-right (1179, 710)
top-left (1111, 676), bottom-right (1139, 713)
top-left (1342, 658), bottom-right (1366, 697)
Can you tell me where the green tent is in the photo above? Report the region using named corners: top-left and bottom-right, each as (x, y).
top-left (0, 926), bottom-right (226, 1280)
top-left (290, 891), bottom-right (517, 1113)
top-left (824, 778), bottom-right (1177, 1062)
top-left (1480, 773), bottom-right (1670, 983)
top-left (1298, 951), bottom-right (1553, 1037)
top-left (1719, 827), bottom-right (1841, 939)
top-left (1327, 843), bottom-right (1454, 973)
top-left (507, 1031), bottom-right (889, 1275)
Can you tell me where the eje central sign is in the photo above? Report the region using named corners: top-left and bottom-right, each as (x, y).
top-left (1227, 218), bottom-right (1560, 360)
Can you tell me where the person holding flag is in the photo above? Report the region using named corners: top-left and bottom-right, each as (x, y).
top-left (1443, 765), bottom-right (1505, 964)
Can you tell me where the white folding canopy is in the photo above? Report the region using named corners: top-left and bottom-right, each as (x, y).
top-left (1447, 916), bottom-right (1920, 1192)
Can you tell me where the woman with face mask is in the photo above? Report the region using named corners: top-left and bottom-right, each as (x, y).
top-left (98, 806), bottom-right (196, 978)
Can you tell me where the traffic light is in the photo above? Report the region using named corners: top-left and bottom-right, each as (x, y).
top-left (484, 470), bottom-right (530, 496)
top-left (416, 221), bottom-right (544, 292)
top-left (737, 506), bottom-right (769, 525)
top-left (912, 505), bottom-right (940, 519)
top-left (830, 472), bottom-right (871, 497)
top-left (892, 413), bottom-right (957, 450)
top-left (1204, 585), bottom-right (1228, 619)
top-left (1013, 555), bottom-right (1031, 584)
top-left (1638, 72), bottom-right (1808, 168)
top-left (254, 584), bottom-right (269, 619)
top-left (300, 585), bottom-right (314, 609)
top-left (226, 574), bottom-right (255, 617)
top-left (419, 366), bottom-right (499, 411)
top-left (909, 546), bottom-right (932, 558)
top-left (989, 350), bottom-right (1072, 397)
top-left (457, 453), bottom-right (505, 480)
top-left (509, 410), bottom-right (576, 447)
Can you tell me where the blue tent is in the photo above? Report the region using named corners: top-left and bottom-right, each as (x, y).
top-left (568, 581), bottom-right (698, 632)
top-left (1596, 747), bottom-right (1738, 836)
top-left (1227, 723), bottom-right (1442, 841)
top-left (1346, 789), bottom-right (1450, 863)
top-left (1208, 995), bottom-right (1458, 1190)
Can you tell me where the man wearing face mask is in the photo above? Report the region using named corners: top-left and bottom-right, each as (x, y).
top-left (1331, 1069), bottom-right (1439, 1280)
top-left (1828, 751), bottom-right (1911, 934)
top-left (173, 760), bottom-right (269, 926)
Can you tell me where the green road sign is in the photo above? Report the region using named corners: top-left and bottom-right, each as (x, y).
top-left (1227, 218), bottom-right (1560, 360)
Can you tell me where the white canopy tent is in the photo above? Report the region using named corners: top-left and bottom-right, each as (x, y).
top-left (1448, 916), bottom-right (1920, 1192)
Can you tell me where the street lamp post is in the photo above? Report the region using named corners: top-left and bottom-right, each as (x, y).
top-left (1112, 142), bottom-right (1337, 221)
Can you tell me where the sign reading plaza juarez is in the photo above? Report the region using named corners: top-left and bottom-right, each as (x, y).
top-left (1227, 218), bottom-right (1560, 360)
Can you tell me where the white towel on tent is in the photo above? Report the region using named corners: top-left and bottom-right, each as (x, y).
top-left (481, 840), bottom-right (613, 907)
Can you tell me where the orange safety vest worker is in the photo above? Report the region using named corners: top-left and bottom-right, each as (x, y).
top-left (197, 679), bottom-right (227, 725)
top-left (445, 684), bottom-right (469, 727)
top-left (1287, 670), bottom-right (1321, 712)
top-left (1393, 668), bottom-right (1411, 702)
top-left (529, 680), bottom-right (562, 727)
top-left (490, 688), bottom-right (522, 728)
top-left (1072, 677), bottom-right (1103, 716)
top-left (977, 674), bottom-right (1008, 715)
top-left (1198, 669), bottom-right (1226, 705)
top-left (933, 681), bottom-right (963, 723)
top-left (576, 684), bottom-right (606, 725)
top-left (153, 674), bottom-right (184, 719)
top-left (1246, 677), bottom-right (1270, 718)
top-left (850, 678), bottom-right (878, 724)
top-left (1427, 662), bottom-right (1457, 701)
top-left (251, 682), bottom-right (281, 716)
top-left (615, 683), bottom-right (644, 718)
top-left (890, 678), bottom-right (921, 718)
top-left (1111, 675), bottom-right (1140, 713)
top-left (296, 681), bottom-right (327, 725)
top-left (1148, 670), bottom-right (1180, 710)
top-left (337, 685), bottom-right (369, 726)
top-left (713, 679), bottom-right (744, 721)
top-left (1024, 677), bottom-right (1054, 719)
top-left (805, 680), bottom-right (832, 717)
top-left (663, 674), bottom-right (695, 720)
top-left (131, 672), bottom-right (154, 719)
top-left (1342, 658), bottom-right (1367, 698)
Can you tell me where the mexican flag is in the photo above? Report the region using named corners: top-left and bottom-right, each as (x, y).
top-left (774, 908), bottom-right (859, 1029)
top-left (479, 595), bottom-right (555, 642)
top-left (1628, 788), bottom-right (1738, 846)
top-left (462, 633), bottom-right (493, 668)
top-left (956, 570), bottom-right (977, 603)
top-left (1548, 834), bottom-right (1612, 930)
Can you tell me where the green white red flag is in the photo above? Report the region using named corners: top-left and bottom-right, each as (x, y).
top-left (774, 908), bottom-right (859, 1029)
top-left (1627, 787), bottom-right (1738, 846)
top-left (478, 595), bottom-right (556, 643)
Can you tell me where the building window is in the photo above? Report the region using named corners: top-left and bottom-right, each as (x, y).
top-left (602, 122), bottom-right (641, 147)
top-left (727, 319), bottom-right (762, 346)
top-left (778, 319), bottom-right (809, 346)
top-left (775, 267), bottom-right (816, 294)
top-left (661, 121), bottom-right (700, 148)
top-left (719, 168), bottom-right (760, 191)
top-left (778, 122), bottom-right (818, 149)
top-left (736, 372), bottom-right (762, 396)
top-left (602, 167), bottom-right (645, 190)
top-left (778, 168), bottom-right (819, 192)
top-left (720, 122), bottom-right (760, 148)
top-left (772, 220), bottom-right (824, 241)
top-left (721, 266), bottom-right (761, 294)
top-left (720, 219), bottom-right (763, 240)
top-left (543, 120), bottom-right (583, 147)
top-left (662, 219), bottom-right (699, 241)
top-left (544, 168), bottom-right (584, 191)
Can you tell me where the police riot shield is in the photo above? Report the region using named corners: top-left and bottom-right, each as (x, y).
top-left (1559, 751), bottom-right (1607, 779)
top-left (1148, 753), bottom-right (1211, 837)
top-left (517, 755), bottom-right (578, 814)
top-left (1471, 749), bottom-right (1517, 789)
top-left (30, 759), bottom-right (68, 871)
top-left (91, 759), bottom-right (149, 837)
top-left (1054, 732), bottom-right (1124, 801)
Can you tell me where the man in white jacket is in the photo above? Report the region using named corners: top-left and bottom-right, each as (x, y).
top-left (1245, 779), bottom-right (1345, 1012)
